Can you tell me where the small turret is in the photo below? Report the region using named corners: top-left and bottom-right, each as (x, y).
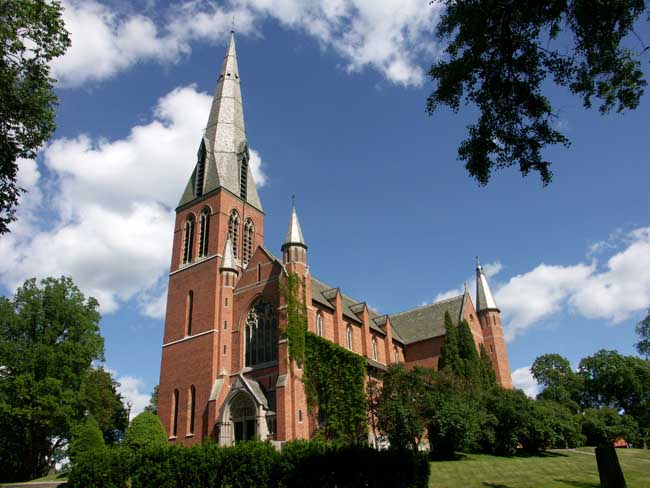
top-left (282, 200), bottom-right (307, 266)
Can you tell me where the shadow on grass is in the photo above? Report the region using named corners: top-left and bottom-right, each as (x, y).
top-left (513, 450), bottom-right (569, 458)
top-left (482, 483), bottom-right (513, 488)
top-left (554, 479), bottom-right (599, 488)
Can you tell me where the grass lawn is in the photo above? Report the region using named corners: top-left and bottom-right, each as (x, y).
top-left (428, 449), bottom-right (650, 488)
top-left (0, 472), bottom-right (67, 487)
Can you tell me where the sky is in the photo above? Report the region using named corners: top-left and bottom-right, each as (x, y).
top-left (1, 0), bottom-right (650, 413)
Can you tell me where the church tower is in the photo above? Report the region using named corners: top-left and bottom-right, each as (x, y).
top-left (157, 32), bottom-right (265, 444)
top-left (475, 259), bottom-right (513, 388)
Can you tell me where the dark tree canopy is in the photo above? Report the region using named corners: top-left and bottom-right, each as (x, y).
top-left (0, 0), bottom-right (70, 234)
top-left (636, 310), bottom-right (650, 358)
top-left (80, 367), bottom-right (129, 445)
top-left (144, 384), bottom-right (159, 415)
top-left (0, 276), bottom-right (104, 481)
top-left (427, 0), bottom-right (649, 185)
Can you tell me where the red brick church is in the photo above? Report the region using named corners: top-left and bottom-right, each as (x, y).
top-left (157, 33), bottom-right (512, 446)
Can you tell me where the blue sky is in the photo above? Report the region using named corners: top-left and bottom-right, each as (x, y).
top-left (1, 0), bottom-right (649, 410)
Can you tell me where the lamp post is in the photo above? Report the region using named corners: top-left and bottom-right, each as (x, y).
top-left (127, 400), bottom-right (133, 424)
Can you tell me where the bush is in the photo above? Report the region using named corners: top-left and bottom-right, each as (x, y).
top-left (581, 408), bottom-right (639, 447)
top-left (67, 440), bottom-right (429, 488)
top-left (124, 411), bottom-right (168, 450)
top-left (69, 415), bottom-right (105, 464)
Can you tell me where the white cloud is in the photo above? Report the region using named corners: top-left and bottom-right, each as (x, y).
top-left (53, 0), bottom-right (443, 88)
top-left (430, 229), bottom-right (650, 342)
top-left (511, 366), bottom-right (539, 398)
top-left (432, 260), bottom-right (502, 303)
top-left (0, 85), bottom-right (268, 316)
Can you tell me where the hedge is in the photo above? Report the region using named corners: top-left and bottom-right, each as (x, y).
top-left (67, 440), bottom-right (429, 488)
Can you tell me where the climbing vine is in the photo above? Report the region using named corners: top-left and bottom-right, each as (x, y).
top-left (304, 332), bottom-right (368, 444)
top-left (279, 272), bottom-right (308, 366)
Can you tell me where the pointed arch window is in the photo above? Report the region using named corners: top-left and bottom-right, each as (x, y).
top-left (372, 337), bottom-right (378, 360)
top-left (195, 140), bottom-right (206, 197)
top-left (188, 385), bottom-right (196, 435)
top-left (245, 300), bottom-right (278, 367)
top-left (228, 210), bottom-right (240, 259)
top-left (198, 208), bottom-right (210, 257)
top-left (346, 326), bottom-right (353, 350)
top-left (182, 215), bottom-right (195, 264)
top-left (172, 389), bottom-right (179, 437)
top-left (243, 219), bottom-right (254, 265)
top-left (316, 313), bottom-right (323, 337)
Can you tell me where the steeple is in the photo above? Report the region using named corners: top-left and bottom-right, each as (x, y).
top-left (178, 32), bottom-right (263, 211)
top-left (282, 201), bottom-right (306, 250)
top-left (476, 257), bottom-right (498, 311)
top-left (220, 233), bottom-right (237, 271)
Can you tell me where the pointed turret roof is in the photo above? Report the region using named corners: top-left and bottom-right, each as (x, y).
top-left (282, 203), bottom-right (306, 249)
top-left (220, 233), bottom-right (237, 270)
top-left (476, 257), bottom-right (498, 311)
top-left (178, 32), bottom-right (263, 211)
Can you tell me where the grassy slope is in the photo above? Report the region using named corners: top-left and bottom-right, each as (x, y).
top-left (428, 449), bottom-right (650, 488)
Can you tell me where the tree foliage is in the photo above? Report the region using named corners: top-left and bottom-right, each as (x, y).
top-left (581, 408), bottom-right (639, 447)
top-left (438, 311), bottom-right (461, 373)
top-left (0, 276), bottom-right (104, 481)
top-left (636, 310), bottom-right (650, 359)
top-left (531, 353), bottom-right (583, 412)
top-left (280, 272), bottom-right (308, 366)
top-left (0, 0), bottom-right (70, 233)
top-left (124, 411), bottom-right (168, 451)
top-left (427, 0), bottom-right (649, 185)
top-left (68, 415), bottom-right (105, 465)
top-left (144, 384), bottom-right (159, 415)
top-left (80, 367), bottom-right (129, 444)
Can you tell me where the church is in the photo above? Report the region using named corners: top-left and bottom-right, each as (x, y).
top-left (157, 33), bottom-right (513, 447)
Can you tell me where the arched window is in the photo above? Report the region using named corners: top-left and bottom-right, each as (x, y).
top-left (372, 337), bottom-right (378, 360)
top-left (228, 210), bottom-right (240, 259)
top-left (182, 215), bottom-right (195, 264)
top-left (188, 385), bottom-right (196, 435)
top-left (346, 326), bottom-right (353, 350)
top-left (316, 313), bottom-right (323, 337)
top-left (245, 300), bottom-right (278, 367)
top-left (186, 291), bottom-right (194, 336)
top-left (172, 389), bottom-right (179, 437)
top-left (243, 219), bottom-right (254, 265)
top-left (198, 208), bottom-right (210, 257)
top-left (240, 154), bottom-right (248, 200)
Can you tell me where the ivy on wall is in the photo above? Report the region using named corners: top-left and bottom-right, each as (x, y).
top-left (279, 272), bottom-right (308, 366)
top-left (304, 332), bottom-right (368, 444)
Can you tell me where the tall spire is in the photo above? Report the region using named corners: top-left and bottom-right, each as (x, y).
top-left (282, 201), bottom-right (306, 250)
top-left (220, 233), bottom-right (237, 270)
top-left (476, 257), bottom-right (498, 311)
top-left (178, 32), bottom-right (263, 211)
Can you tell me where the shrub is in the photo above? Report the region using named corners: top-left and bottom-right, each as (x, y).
top-left (69, 415), bottom-right (105, 464)
top-left (124, 411), bottom-right (168, 450)
top-left (67, 446), bottom-right (132, 488)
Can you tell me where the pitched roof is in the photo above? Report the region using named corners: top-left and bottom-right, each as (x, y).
top-left (389, 294), bottom-right (467, 344)
top-left (282, 204), bottom-right (306, 249)
top-left (476, 261), bottom-right (498, 311)
top-left (178, 32), bottom-right (263, 211)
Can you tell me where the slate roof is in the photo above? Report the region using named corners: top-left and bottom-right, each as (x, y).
top-left (389, 294), bottom-right (468, 344)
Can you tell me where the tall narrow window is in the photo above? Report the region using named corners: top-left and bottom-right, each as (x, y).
top-left (182, 216), bottom-right (195, 264)
top-left (346, 326), bottom-right (353, 350)
top-left (245, 300), bottom-right (278, 367)
top-left (188, 385), bottom-right (196, 435)
top-left (316, 313), bottom-right (323, 337)
top-left (393, 346), bottom-right (399, 363)
top-left (240, 155), bottom-right (248, 200)
top-left (243, 219), bottom-right (254, 265)
top-left (186, 291), bottom-right (194, 336)
top-left (257, 263), bottom-right (261, 282)
top-left (195, 141), bottom-right (206, 197)
top-left (228, 210), bottom-right (240, 259)
top-left (372, 337), bottom-right (378, 360)
top-left (198, 208), bottom-right (210, 257)
top-left (172, 389), bottom-right (179, 437)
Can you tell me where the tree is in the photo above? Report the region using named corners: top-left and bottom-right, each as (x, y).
top-left (123, 411), bottom-right (168, 451)
top-left (581, 408), bottom-right (639, 447)
top-left (531, 353), bottom-right (583, 412)
top-left (427, 0), bottom-right (648, 185)
top-left (68, 416), bottom-right (105, 465)
top-left (457, 319), bottom-right (479, 380)
top-left (79, 367), bottom-right (128, 444)
top-left (636, 310), bottom-right (650, 359)
top-left (438, 311), bottom-right (461, 374)
top-left (144, 384), bottom-right (159, 415)
top-left (478, 343), bottom-right (497, 387)
top-left (0, 277), bottom-right (104, 481)
top-left (0, 0), bottom-right (70, 234)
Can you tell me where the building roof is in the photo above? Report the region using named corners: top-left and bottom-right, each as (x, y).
top-left (476, 258), bottom-right (498, 311)
top-left (282, 204), bottom-right (306, 249)
top-left (389, 294), bottom-right (468, 344)
top-left (178, 32), bottom-right (263, 211)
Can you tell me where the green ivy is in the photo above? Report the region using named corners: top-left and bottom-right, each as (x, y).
top-left (304, 332), bottom-right (368, 444)
top-left (279, 272), bottom-right (308, 366)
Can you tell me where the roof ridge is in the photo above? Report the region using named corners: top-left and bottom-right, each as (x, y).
top-left (389, 294), bottom-right (464, 318)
